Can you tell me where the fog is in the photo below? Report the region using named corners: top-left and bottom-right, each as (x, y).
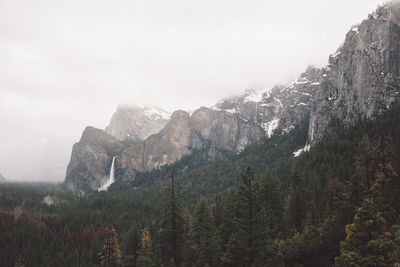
top-left (0, 0), bottom-right (385, 181)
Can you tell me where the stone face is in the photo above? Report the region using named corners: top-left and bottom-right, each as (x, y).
top-left (64, 126), bottom-right (123, 191)
top-left (105, 105), bottom-right (170, 141)
top-left (118, 110), bottom-right (192, 173)
top-left (117, 108), bottom-right (264, 177)
top-left (311, 3), bottom-right (400, 141)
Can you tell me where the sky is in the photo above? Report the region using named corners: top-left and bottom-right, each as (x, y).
top-left (0, 0), bottom-right (386, 181)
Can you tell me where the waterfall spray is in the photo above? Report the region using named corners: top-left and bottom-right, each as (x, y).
top-left (98, 156), bottom-right (117, 191)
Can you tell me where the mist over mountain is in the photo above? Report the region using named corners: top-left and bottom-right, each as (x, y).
top-left (0, 0), bottom-right (384, 182)
top-left (4, 1), bottom-right (400, 267)
top-left (64, 1), bottom-right (400, 191)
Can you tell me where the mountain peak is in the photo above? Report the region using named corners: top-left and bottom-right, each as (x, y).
top-left (105, 105), bottom-right (171, 141)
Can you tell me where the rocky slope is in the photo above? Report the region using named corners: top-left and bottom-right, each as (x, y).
top-left (105, 105), bottom-right (170, 141)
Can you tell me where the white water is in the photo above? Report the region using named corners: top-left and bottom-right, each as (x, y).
top-left (98, 156), bottom-right (117, 191)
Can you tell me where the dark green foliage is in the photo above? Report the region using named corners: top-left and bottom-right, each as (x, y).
top-left (158, 173), bottom-right (185, 266)
top-left (192, 198), bottom-right (214, 266)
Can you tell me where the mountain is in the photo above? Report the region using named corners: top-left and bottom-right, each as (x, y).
top-left (105, 105), bottom-right (170, 142)
top-left (0, 173), bottom-right (5, 182)
top-left (64, 2), bottom-right (400, 191)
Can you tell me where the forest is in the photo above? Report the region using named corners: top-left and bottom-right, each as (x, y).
top-left (2, 103), bottom-right (400, 266)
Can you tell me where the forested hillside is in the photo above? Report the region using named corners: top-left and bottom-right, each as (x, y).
top-left (2, 103), bottom-right (400, 266)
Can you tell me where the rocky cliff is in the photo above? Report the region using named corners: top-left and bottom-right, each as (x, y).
top-left (213, 66), bottom-right (321, 138)
top-left (64, 127), bottom-right (123, 191)
top-left (117, 107), bottom-right (264, 176)
top-left (311, 2), bottom-right (400, 141)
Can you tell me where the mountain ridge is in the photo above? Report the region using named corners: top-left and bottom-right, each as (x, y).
top-left (64, 2), bottom-right (400, 191)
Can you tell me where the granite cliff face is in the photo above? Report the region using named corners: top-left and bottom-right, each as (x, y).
top-left (64, 127), bottom-right (123, 191)
top-left (117, 111), bottom-right (192, 173)
top-left (311, 3), bottom-right (400, 141)
top-left (65, 1), bottom-right (400, 191)
top-left (105, 105), bottom-right (170, 142)
top-left (117, 108), bottom-right (264, 176)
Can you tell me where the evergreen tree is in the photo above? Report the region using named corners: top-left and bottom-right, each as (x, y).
top-left (159, 173), bottom-right (184, 266)
top-left (137, 228), bottom-right (155, 267)
top-left (221, 167), bottom-right (262, 266)
top-left (335, 197), bottom-right (395, 267)
top-left (121, 227), bottom-right (140, 267)
top-left (192, 198), bottom-right (213, 266)
top-left (99, 226), bottom-right (122, 267)
top-left (287, 170), bottom-right (307, 232)
top-left (260, 170), bottom-right (284, 237)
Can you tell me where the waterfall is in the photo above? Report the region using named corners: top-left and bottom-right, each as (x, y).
top-left (98, 156), bottom-right (117, 191)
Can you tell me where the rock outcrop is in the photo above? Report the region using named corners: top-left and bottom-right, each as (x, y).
top-left (64, 126), bottom-right (123, 191)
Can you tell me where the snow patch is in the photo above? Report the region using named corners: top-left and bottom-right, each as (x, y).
top-left (298, 92), bottom-right (312, 96)
top-left (351, 26), bottom-right (359, 34)
top-left (282, 125), bottom-right (295, 134)
top-left (244, 89), bottom-right (263, 103)
top-left (293, 143), bottom-right (311, 157)
top-left (259, 102), bottom-right (276, 107)
top-left (144, 107), bottom-right (171, 120)
top-left (332, 50), bottom-right (341, 58)
top-left (261, 119), bottom-right (280, 137)
top-left (275, 98), bottom-right (283, 108)
top-left (43, 195), bottom-right (55, 206)
top-left (224, 108), bottom-right (237, 115)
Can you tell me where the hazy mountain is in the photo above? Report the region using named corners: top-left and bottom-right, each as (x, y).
top-left (105, 105), bottom-right (170, 142)
top-left (65, 2), bottom-right (400, 191)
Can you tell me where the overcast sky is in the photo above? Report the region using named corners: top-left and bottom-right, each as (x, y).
top-left (0, 0), bottom-right (386, 180)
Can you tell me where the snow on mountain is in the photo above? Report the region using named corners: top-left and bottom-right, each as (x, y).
top-left (105, 105), bottom-right (171, 141)
top-left (212, 67), bottom-right (321, 138)
top-left (293, 143), bottom-right (311, 157)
